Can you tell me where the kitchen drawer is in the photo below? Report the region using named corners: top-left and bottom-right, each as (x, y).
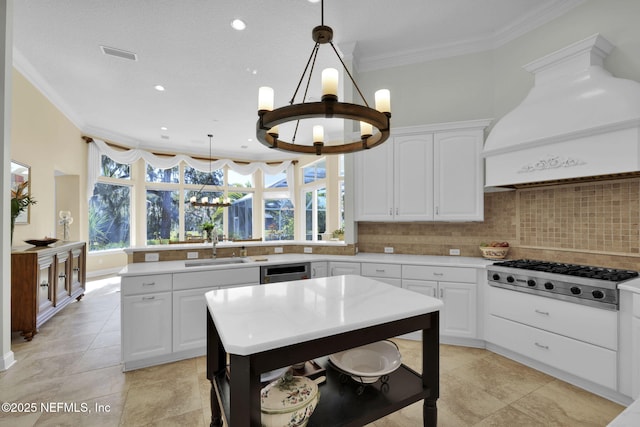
top-left (361, 263), bottom-right (401, 279)
top-left (121, 274), bottom-right (172, 296)
top-left (488, 286), bottom-right (617, 350)
top-left (487, 314), bottom-right (617, 390)
top-left (634, 293), bottom-right (640, 318)
top-left (173, 267), bottom-right (259, 290)
top-left (402, 264), bottom-right (476, 283)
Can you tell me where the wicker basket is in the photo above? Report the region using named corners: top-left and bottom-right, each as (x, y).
top-left (479, 246), bottom-right (509, 260)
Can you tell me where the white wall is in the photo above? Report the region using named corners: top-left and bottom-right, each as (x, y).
top-left (355, 0), bottom-right (640, 132)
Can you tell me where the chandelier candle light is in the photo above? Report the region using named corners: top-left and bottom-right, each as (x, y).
top-left (256, 0), bottom-right (391, 155)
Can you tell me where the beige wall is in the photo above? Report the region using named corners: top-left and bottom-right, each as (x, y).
top-left (11, 70), bottom-right (86, 243)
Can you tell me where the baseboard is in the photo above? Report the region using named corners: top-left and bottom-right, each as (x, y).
top-left (0, 350), bottom-right (16, 371)
top-left (87, 267), bottom-right (122, 279)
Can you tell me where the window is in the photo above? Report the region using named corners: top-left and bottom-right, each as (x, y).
top-left (302, 159), bottom-right (326, 184)
top-left (304, 187), bottom-right (326, 241)
top-left (184, 190), bottom-right (224, 239)
top-left (90, 156), bottom-right (131, 251)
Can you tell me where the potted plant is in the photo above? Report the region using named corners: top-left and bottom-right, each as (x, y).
top-left (332, 227), bottom-right (344, 241)
top-left (10, 181), bottom-right (36, 243)
top-left (201, 221), bottom-right (215, 242)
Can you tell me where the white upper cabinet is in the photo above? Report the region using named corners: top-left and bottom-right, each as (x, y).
top-left (434, 130), bottom-right (484, 221)
top-left (355, 120), bottom-right (490, 222)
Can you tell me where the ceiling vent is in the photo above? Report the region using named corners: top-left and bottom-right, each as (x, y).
top-left (100, 45), bottom-right (137, 61)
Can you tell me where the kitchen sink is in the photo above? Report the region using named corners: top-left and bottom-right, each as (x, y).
top-left (184, 258), bottom-right (248, 267)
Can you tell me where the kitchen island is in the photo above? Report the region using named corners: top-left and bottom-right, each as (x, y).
top-left (205, 274), bottom-right (444, 426)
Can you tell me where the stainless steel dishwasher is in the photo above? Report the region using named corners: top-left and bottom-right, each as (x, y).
top-left (260, 262), bottom-right (311, 284)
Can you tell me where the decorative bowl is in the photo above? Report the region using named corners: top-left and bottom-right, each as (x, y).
top-left (328, 340), bottom-right (402, 383)
top-left (261, 372), bottom-right (324, 427)
top-left (479, 246), bottom-right (509, 260)
top-left (24, 238), bottom-right (59, 247)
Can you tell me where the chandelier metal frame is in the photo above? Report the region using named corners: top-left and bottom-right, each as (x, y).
top-left (256, 0), bottom-right (391, 155)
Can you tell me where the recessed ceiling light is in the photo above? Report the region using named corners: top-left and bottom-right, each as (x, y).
top-left (160, 126), bottom-right (168, 131)
top-left (154, 85), bottom-right (165, 91)
top-left (231, 19), bottom-right (246, 31)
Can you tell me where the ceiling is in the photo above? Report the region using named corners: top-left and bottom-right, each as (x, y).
top-left (12, 0), bottom-right (583, 162)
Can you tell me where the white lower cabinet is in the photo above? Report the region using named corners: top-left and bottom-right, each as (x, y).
top-left (633, 293), bottom-right (640, 399)
top-left (122, 291), bottom-right (172, 362)
top-left (401, 265), bottom-right (477, 339)
top-left (311, 261), bottom-right (328, 278)
top-left (121, 267), bottom-right (259, 370)
top-left (329, 261), bottom-right (361, 276)
top-left (486, 286), bottom-right (617, 390)
top-left (173, 287), bottom-right (217, 353)
top-left (361, 263), bottom-right (402, 288)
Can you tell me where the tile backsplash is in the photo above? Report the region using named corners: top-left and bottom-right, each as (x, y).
top-left (357, 177), bottom-right (640, 270)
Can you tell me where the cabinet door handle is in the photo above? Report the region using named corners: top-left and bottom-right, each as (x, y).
top-left (439, 289), bottom-right (444, 299)
top-left (395, 208), bottom-right (398, 215)
top-left (312, 268), bottom-right (316, 276)
top-left (142, 282), bottom-right (156, 286)
top-left (58, 274), bottom-right (66, 279)
top-left (389, 208), bottom-right (392, 216)
top-left (534, 309), bottom-right (550, 316)
top-left (142, 296), bottom-right (156, 301)
top-left (534, 342), bottom-right (549, 350)
top-left (436, 206), bottom-right (439, 215)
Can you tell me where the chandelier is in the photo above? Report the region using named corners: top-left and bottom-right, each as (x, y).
top-left (189, 134), bottom-right (231, 208)
top-left (256, 0), bottom-right (391, 156)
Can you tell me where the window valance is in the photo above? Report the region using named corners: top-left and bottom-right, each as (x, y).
top-left (87, 139), bottom-right (294, 201)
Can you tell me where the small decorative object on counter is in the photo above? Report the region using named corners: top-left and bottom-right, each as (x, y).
top-left (260, 371), bottom-right (324, 427)
top-left (479, 241), bottom-right (509, 259)
top-left (240, 245), bottom-right (247, 258)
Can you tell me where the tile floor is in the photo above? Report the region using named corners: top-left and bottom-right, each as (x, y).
top-left (0, 276), bottom-right (626, 426)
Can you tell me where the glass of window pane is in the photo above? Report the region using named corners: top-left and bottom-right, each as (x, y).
top-left (89, 183), bottom-right (130, 251)
top-left (146, 164), bottom-right (179, 183)
top-left (147, 189), bottom-right (179, 244)
top-left (184, 166), bottom-right (224, 186)
top-left (100, 155), bottom-right (130, 179)
top-left (302, 159), bottom-right (326, 184)
top-left (264, 171), bottom-right (287, 188)
top-left (228, 192), bottom-right (253, 240)
top-left (265, 198), bottom-right (294, 241)
top-left (228, 169), bottom-right (254, 188)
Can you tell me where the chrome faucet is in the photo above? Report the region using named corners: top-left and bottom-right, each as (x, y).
top-left (211, 226), bottom-right (219, 258)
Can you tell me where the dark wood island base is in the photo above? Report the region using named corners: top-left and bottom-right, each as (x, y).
top-left (206, 310), bottom-right (440, 427)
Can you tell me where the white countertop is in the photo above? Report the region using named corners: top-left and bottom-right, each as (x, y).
top-left (619, 278), bottom-right (640, 294)
top-left (118, 252), bottom-right (494, 277)
top-left (204, 275), bottom-right (444, 355)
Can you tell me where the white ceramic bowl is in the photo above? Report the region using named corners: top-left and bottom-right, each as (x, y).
top-left (260, 374), bottom-right (324, 427)
top-left (329, 340), bottom-right (402, 383)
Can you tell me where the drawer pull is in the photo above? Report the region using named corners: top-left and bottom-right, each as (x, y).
top-left (534, 309), bottom-right (550, 316)
top-left (142, 282), bottom-right (156, 286)
top-left (375, 269), bottom-right (386, 273)
top-left (433, 272), bottom-right (444, 276)
top-left (534, 342), bottom-right (549, 350)
top-left (142, 296), bottom-right (156, 301)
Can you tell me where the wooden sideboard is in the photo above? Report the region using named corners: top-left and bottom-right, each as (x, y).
top-left (11, 241), bottom-right (86, 341)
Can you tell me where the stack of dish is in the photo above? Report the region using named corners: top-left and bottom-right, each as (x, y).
top-left (328, 340), bottom-right (402, 384)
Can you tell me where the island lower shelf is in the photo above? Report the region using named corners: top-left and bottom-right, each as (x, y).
top-left (214, 357), bottom-right (431, 426)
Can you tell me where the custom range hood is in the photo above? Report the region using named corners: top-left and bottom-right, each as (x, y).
top-left (484, 34), bottom-right (640, 188)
